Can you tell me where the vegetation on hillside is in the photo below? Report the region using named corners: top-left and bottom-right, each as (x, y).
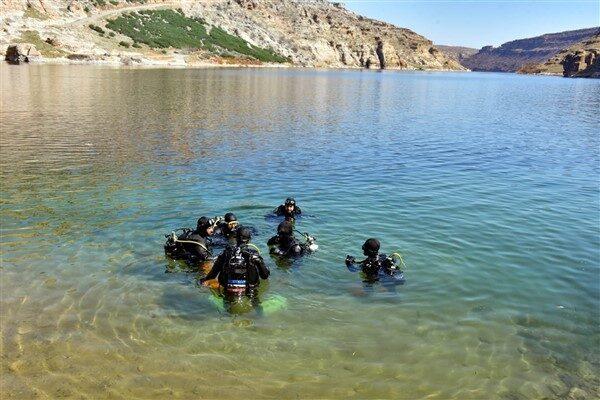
top-left (17, 31), bottom-right (67, 58)
top-left (24, 5), bottom-right (49, 20)
top-left (105, 9), bottom-right (288, 63)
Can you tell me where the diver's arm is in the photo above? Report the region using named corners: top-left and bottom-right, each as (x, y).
top-left (345, 255), bottom-right (361, 272)
top-left (295, 206), bottom-right (302, 215)
top-left (202, 254), bottom-right (223, 282)
top-left (196, 244), bottom-right (211, 261)
top-left (273, 205), bottom-right (284, 216)
top-left (267, 235), bottom-right (278, 246)
top-left (252, 254), bottom-right (270, 280)
top-left (187, 234), bottom-right (211, 260)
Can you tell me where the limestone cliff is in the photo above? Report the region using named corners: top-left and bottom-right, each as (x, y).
top-left (518, 32), bottom-right (600, 78)
top-left (461, 27), bottom-right (599, 72)
top-left (1, 0), bottom-right (463, 70)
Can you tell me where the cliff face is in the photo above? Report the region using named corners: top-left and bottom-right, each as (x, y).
top-left (518, 32), bottom-right (600, 78)
top-left (462, 27), bottom-right (599, 72)
top-left (0, 0), bottom-right (463, 70)
top-left (184, 0), bottom-right (462, 70)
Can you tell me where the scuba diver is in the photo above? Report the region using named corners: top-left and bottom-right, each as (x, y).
top-left (267, 221), bottom-right (317, 257)
top-left (212, 212), bottom-right (258, 248)
top-left (164, 216), bottom-right (215, 263)
top-left (273, 197), bottom-right (302, 221)
top-left (214, 212), bottom-right (239, 239)
top-left (200, 227), bottom-right (270, 300)
top-left (345, 238), bottom-right (405, 284)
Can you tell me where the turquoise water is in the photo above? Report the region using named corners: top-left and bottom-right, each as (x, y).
top-left (1, 65), bottom-right (599, 399)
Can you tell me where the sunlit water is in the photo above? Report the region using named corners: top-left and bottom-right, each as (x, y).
top-left (1, 65), bottom-right (599, 399)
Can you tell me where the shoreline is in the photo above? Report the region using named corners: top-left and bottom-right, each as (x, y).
top-left (2, 55), bottom-right (469, 72)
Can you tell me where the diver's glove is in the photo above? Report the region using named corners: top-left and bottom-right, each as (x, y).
top-left (345, 255), bottom-right (356, 266)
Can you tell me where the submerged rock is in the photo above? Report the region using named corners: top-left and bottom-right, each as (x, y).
top-left (5, 43), bottom-right (42, 64)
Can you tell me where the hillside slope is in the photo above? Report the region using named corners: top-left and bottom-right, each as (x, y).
top-left (436, 45), bottom-right (477, 63)
top-left (1, 0), bottom-right (463, 70)
top-left (518, 32), bottom-right (599, 78)
top-left (462, 27), bottom-right (599, 72)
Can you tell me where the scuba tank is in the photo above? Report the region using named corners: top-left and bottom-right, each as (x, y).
top-left (224, 246), bottom-right (248, 292)
top-left (164, 228), bottom-right (193, 258)
top-left (295, 230), bottom-right (318, 252)
top-left (305, 234), bottom-right (318, 252)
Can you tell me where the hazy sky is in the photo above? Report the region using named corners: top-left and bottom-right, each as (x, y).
top-left (342, 0), bottom-right (599, 48)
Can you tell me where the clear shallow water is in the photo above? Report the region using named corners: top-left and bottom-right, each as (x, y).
top-left (1, 65), bottom-right (599, 399)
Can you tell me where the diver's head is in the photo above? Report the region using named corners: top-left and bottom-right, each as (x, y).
top-left (277, 220), bottom-right (294, 236)
top-left (362, 238), bottom-right (380, 257)
top-left (236, 226), bottom-right (252, 245)
top-left (284, 197), bottom-right (296, 213)
top-left (197, 216), bottom-right (215, 237)
top-left (224, 212), bottom-right (239, 230)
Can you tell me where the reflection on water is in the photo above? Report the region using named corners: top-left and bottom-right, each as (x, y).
top-left (1, 65), bottom-right (599, 399)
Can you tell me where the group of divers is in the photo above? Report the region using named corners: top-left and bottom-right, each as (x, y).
top-left (164, 197), bottom-right (406, 314)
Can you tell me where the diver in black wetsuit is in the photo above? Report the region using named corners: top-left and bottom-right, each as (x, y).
top-left (273, 197), bottom-right (302, 221)
top-left (215, 213), bottom-right (239, 239)
top-left (268, 220), bottom-right (310, 257)
top-left (200, 227), bottom-right (270, 299)
top-left (164, 216), bottom-right (215, 262)
top-left (212, 212), bottom-right (258, 248)
top-left (345, 238), bottom-right (404, 284)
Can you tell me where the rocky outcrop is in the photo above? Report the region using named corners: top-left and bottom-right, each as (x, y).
top-left (5, 43), bottom-right (42, 64)
top-left (461, 27), bottom-right (599, 72)
top-left (562, 49), bottom-right (599, 77)
top-left (1, 0), bottom-right (463, 70)
top-left (518, 32), bottom-right (600, 78)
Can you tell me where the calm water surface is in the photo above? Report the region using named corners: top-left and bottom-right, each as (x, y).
top-left (1, 65), bottom-right (599, 399)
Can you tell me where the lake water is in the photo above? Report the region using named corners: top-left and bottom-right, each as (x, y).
top-left (1, 65), bottom-right (599, 399)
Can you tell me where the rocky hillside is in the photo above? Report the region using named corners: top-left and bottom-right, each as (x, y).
top-left (436, 45), bottom-right (477, 63)
top-left (0, 0), bottom-right (463, 70)
top-left (461, 27), bottom-right (599, 72)
top-left (518, 32), bottom-right (599, 78)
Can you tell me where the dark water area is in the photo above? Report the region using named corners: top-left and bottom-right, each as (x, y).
top-left (1, 65), bottom-right (599, 399)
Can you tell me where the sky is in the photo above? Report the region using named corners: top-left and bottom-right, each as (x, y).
top-left (342, 0), bottom-right (600, 48)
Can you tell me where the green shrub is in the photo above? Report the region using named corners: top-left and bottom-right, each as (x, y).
top-left (108, 31), bottom-right (116, 37)
top-left (84, 6), bottom-right (90, 12)
top-left (119, 41), bottom-right (131, 48)
top-left (109, 0), bottom-right (119, 5)
top-left (89, 24), bottom-right (105, 34)
top-left (106, 9), bottom-right (288, 62)
top-left (132, 42), bottom-right (141, 48)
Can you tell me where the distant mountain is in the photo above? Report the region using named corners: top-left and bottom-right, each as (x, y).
top-left (518, 32), bottom-right (599, 78)
top-left (436, 45), bottom-right (478, 63)
top-left (462, 27), bottom-right (599, 72)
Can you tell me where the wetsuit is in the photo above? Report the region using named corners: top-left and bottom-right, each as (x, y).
top-left (346, 254), bottom-right (404, 283)
top-left (274, 205), bottom-right (302, 221)
top-left (213, 224), bottom-right (259, 247)
top-left (215, 222), bottom-right (237, 238)
top-left (203, 244), bottom-right (270, 295)
top-left (164, 228), bottom-right (212, 262)
top-left (181, 230), bottom-right (212, 261)
top-left (268, 233), bottom-right (306, 257)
